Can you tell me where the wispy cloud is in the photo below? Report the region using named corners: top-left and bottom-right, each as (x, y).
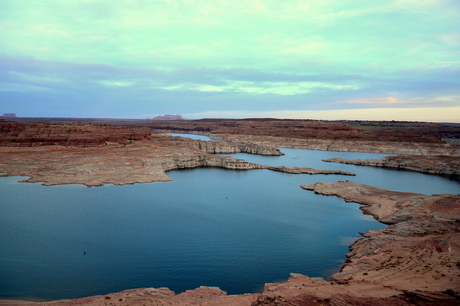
top-left (98, 80), bottom-right (136, 87)
top-left (0, 82), bottom-right (58, 93)
top-left (341, 96), bottom-right (405, 105)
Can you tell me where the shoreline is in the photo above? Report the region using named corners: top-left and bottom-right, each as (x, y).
top-left (1, 120), bottom-right (459, 305)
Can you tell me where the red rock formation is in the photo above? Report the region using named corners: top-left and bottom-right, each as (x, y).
top-left (0, 120), bottom-right (152, 147)
top-left (143, 119), bottom-right (460, 155)
top-left (300, 181), bottom-right (460, 294)
top-left (323, 155), bottom-right (460, 175)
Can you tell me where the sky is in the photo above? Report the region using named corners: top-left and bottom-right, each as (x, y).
top-left (1, 0), bottom-right (459, 122)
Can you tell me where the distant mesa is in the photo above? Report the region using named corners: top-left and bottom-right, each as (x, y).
top-left (150, 114), bottom-right (185, 121)
top-left (0, 113), bottom-right (17, 118)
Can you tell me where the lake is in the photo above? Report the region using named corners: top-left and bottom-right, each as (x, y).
top-left (1, 134), bottom-right (458, 300)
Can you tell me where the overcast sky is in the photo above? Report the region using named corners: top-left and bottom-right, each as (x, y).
top-left (1, 0), bottom-right (459, 122)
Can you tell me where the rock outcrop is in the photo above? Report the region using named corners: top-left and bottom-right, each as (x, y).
top-left (0, 145), bottom-right (355, 187)
top-left (216, 135), bottom-right (460, 156)
top-left (4, 267), bottom-right (458, 305)
top-left (146, 119), bottom-right (460, 156)
top-left (192, 139), bottom-right (284, 156)
top-left (323, 155), bottom-right (460, 176)
top-left (0, 121), bottom-right (354, 187)
top-left (300, 181), bottom-right (460, 293)
top-left (0, 120), bottom-right (152, 147)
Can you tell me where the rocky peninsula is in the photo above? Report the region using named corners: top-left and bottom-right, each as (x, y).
top-left (300, 181), bottom-right (460, 298)
top-left (0, 120), bottom-right (354, 186)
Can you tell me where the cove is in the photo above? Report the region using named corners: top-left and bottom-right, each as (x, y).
top-left (1, 141), bottom-right (459, 301)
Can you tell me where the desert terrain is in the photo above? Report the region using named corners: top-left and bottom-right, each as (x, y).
top-left (0, 118), bottom-right (459, 305)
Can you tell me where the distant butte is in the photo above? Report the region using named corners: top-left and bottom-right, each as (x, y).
top-left (0, 113), bottom-right (16, 118)
top-left (150, 114), bottom-right (185, 120)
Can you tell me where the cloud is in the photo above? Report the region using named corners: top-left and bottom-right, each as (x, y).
top-left (159, 80), bottom-right (360, 95)
top-left (337, 94), bottom-right (460, 109)
top-left (440, 32), bottom-right (460, 46)
top-left (341, 96), bottom-right (405, 105)
top-left (1, 51), bottom-right (459, 119)
top-left (8, 71), bottom-right (69, 84)
top-left (0, 82), bottom-right (58, 93)
top-left (98, 80), bottom-right (136, 87)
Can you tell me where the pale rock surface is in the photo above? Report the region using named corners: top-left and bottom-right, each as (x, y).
top-left (323, 155), bottom-right (460, 175)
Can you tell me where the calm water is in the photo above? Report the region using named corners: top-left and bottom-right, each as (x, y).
top-left (1, 134), bottom-right (458, 300)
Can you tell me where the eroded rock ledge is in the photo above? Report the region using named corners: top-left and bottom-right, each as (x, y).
top-left (300, 181), bottom-right (460, 294)
top-left (0, 144), bottom-right (355, 187)
top-left (0, 121), bottom-right (354, 187)
top-left (323, 156), bottom-right (460, 176)
top-left (192, 138), bottom-right (284, 156)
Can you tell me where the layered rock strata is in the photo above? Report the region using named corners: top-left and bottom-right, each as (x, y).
top-left (146, 119), bottom-right (460, 156)
top-left (0, 121), bottom-right (353, 187)
top-left (323, 156), bottom-right (460, 176)
top-left (211, 134), bottom-right (460, 156)
top-left (0, 144), bottom-right (354, 187)
top-left (0, 120), bottom-right (152, 146)
top-left (300, 181), bottom-right (460, 293)
top-left (192, 138), bottom-right (284, 156)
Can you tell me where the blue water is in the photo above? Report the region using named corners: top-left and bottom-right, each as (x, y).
top-left (170, 132), bottom-right (213, 141)
top-left (1, 135), bottom-right (458, 301)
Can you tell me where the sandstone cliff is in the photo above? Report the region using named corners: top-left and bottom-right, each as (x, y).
top-left (192, 139), bottom-right (284, 155)
top-left (323, 155), bottom-right (460, 175)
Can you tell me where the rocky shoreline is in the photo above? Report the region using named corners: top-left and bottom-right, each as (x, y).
top-left (300, 181), bottom-right (460, 292)
top-left (209, 134), bottom-right (460, 156)
top-left (0, 141), bottom-right (355, 187)
top-left (323, 155), bottom-right (460, 176)
top-left (0, 120), bottom-right (357, 186)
